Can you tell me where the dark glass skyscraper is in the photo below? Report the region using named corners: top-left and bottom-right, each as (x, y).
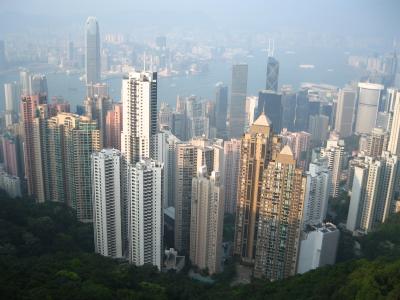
top-left (229, 64), bottom-right (248, 138)
top-left (294, 89), bottom-right (310, 131)
top-left (85, 17), bottom-right (101, 84)
top-left (266, 56), bottom-right (279, 92)
top-left (215, 82), bottom-right (228, 138)
top-left (256, 90), bottom-right (282, 133)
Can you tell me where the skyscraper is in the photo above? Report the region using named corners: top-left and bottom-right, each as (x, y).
top-left (321, 137), bottom-right (345, 198)
top-left (223, 139), bottom-right (241, 214)
top-left (266, 56), bottom-right (279, 92)
top-left (174, 143), bottom-right (197, 253)
top-left (215, 82), bottom-right (228, 138)
top-left (294, 89), bottom-right (310, 131)
top-left (190, 167), bottom-right (224, 274)
top-left (121, 71), bottom-right (158, 164)
top-left (308, 114), bottom-right (329, 145)
top-left (388, 91), bottom-right (400, 155)
top-left (4, 82), bottom-right (19, 127)
top-left (128, 159), bottom-right (163, 269)
top-left (92, 149), bottom-right (123, 258)
top-left (84, 83), bottom-right (112, 145)
top-left (105, 103), bottom-right (123, 150)
top-left (346, 152), bottom-right (398, 233)
top-left (256, 90), bottom-right (282, 133)
top-left (229, 64), bottom-right (248, 138)
top-left (174, 138), bottom-right (223, 253)
top-left (234, 113), bottom-right (280, 263)
top-left (281, 87), bottom-right (296, 131)
top-left (279, 129), bottom-right (311, 170)
top-left (68, 116), bottom-right (101, 221)
top-left (303, 160), bottom-right (330, 228)
top-left (354, 83), bottom-right (384, 134)
top-left (21, 94), bottom-right (47, 202)
top-left (254, 146), bottom-right (305, 280)
top-left (366, 127), bottom-right (388, 157)
top-left (85, 16), bottom-right (101, 84)
top-left (155, 130), bottom-right (180, 208)
top-left (334, 88), bottom-right (357, 137)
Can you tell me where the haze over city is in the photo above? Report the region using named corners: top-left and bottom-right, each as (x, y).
top-left (0, 1), bottom-right (400, 299)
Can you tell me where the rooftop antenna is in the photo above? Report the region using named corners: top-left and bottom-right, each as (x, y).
top-left (267, 39), bottom-right (272, 57)
top-left (267, 38), bottom-right (275, 57)
top-left (150, 55), bottom-right (153, 72)
top-left (272, 39), bottom-right (275, 57)
top-left (143, 51), bottom-right (146, 71)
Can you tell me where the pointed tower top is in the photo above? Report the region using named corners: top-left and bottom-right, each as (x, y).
top-left (280, 145), bottom-right (293, 157)
top-left (276, 145), bottom-right (296, 164)
top-left (253, 112), bottom-right (271, 127)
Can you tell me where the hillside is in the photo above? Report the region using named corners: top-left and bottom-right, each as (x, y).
top-left (1, 192), bottom-right (400, 300)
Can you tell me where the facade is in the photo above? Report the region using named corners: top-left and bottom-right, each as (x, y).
top-left (4, 82), bottom-right (19, 127)
top-left (215, 82), bottom-right (228, 138)
top-left (297, 223), bottom-right (340, 274)
top-left (174, 143), bottom-right (197, 253)
top-left (155, 130), bottom-right (180, 208)
top-left (0, 171), bottom-right (21, 198)
top-left (388, 91), bottom-right (400, 155)
top-left (294, 89), bottom-right (310, 131)
top-left (229, 64), bottom-right (248, 138)
top-left (254, 146), bottom-right (305, 280)
top-left (266, 56), bottom-right (279, 92)
top-left (85, 16), bottom-right (101, 84)
top-left (366, 127), bottom-right (388, 157)
top-left (174, 139), bottom-right (223, 253)
top-left (69, 116), bottom-right (101, 221)
top-left (280, 129), bottom-right (311, 169)
top-left (256, 90), bottom-right (282, 133)
top-left (2, 132), bottom-right (20, 177)
top-left (321, 137), bottom-right (345, 198)
top-left (190, 168), bottom-right (224, 274)
top-left (223, 139), bottom-right (241, 214)
top-left (346, 152), bottom-right (398, 233)
top-left (105, 103), bottom-right (123, 150)
top-left (121, 71), bottom-right (158, 164)
top-left (21, 95), bottom-right (46, 202)
top-left (303, 160), bottom-right (330, 228)
top-left (281, 88), bottom-right (296, 131)
top-left (354, 82), bottom-right (384, 134)
top-left (128, 159), bottom-right (163, 269)
top-left (334, 88), bottom-right (357, 137)
top-left (92, 149), bottom-right (123, 258)
top-left (308, 114), bottom-right (329, 145)
top-left (234, 113), bottom-right (280, 263)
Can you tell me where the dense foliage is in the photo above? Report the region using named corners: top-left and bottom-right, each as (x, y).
top-left (1, 192), bottom-right (400, 299)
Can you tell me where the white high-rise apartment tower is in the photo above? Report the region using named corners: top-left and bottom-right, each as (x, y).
top-left (91, 149), bottom-right (123, 258)
top-left (321, 136), bottom-right (345, 198)
top-left (190, 167), bottom-right (224, 274)
top-left (346, 152), bottom-right (398, 233)
top-left (388, 91), bottom-right (400, 156)
top-left (128, 159), bottom-right (163, 269)
top-left (354, 82), bottom-right (384, 134)
top-left (303, 159), bottom-right (330, 228)
top-left (121, 71), bottom-right (158, 164)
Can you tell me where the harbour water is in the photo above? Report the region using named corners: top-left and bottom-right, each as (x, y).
top-left (0, 47), bottom-right (364, 112)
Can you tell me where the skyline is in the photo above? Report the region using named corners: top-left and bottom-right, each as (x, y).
top-left (1, 1), bottom-right (400, 297)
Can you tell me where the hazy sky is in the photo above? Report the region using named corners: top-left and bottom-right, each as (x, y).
top-left (1, 0), bottom-right (399, 37)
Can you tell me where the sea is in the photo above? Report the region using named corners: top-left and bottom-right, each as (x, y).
top-left (0, 47), bottom-right (364, 112)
